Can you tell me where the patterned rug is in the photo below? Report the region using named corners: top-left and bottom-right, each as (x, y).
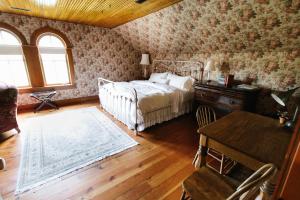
top-left (16, 107), bottom-right (138, 194)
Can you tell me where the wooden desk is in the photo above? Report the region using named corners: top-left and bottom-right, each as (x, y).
top-left (194, 82), bottom-right (259, 117)
top-left (194, 111), bottom-right (292, 198)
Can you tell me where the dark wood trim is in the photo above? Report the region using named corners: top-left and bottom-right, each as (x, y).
top-left (29, 26), bottom-right (76, 87)
top-left (22, 45), bottom-right (44, 87)
top-left (30, 26), bottom-right (72, 47)
top-left (0, 22), bottom-right (28, 45)
top-left (0, 23), bottom-right (34, 88)
top-left (0, 24), bottom-right (76, 91)
top-left (66, 48), bottom-right (76, 86)
top-left (274, 117), bottom-right (300, 199)
top-left (18, 95), bottom-right (99, 113)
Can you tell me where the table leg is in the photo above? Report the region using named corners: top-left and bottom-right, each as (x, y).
top-left (194, 134), bottom-right (208, 169)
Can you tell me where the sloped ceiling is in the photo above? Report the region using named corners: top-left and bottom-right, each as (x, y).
top-left (0, 0), bottom-right (181, 28)
top-left (114, 0), bottom-right (300, 54)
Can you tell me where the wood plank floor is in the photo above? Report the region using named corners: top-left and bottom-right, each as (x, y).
top-left (0, 102), bottom-right (199, 200)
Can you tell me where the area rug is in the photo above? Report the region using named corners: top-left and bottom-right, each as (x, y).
top-left (16, 107), bottom-right (138, 194)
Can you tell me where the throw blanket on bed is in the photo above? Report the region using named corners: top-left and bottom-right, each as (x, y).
top-left (102, 80), bottom-right (183, 114)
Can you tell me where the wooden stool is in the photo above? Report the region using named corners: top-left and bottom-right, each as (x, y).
top-left (30, 90), bottom-right (59, 112)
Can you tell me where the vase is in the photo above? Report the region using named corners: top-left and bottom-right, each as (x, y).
top-left (279, 117), bottom-right (286, 124)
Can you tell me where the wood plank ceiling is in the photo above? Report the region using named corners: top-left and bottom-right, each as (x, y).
top-left (0, 0), bottom-right (181, 28)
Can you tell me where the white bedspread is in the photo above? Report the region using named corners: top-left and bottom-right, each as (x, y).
top-left (99, 80), bottom-right (194, 131)
top-left (102, 80), bottom-right (183, 114)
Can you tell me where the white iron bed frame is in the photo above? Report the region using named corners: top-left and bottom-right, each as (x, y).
top-left (98, 59), bottom-right (204, 135)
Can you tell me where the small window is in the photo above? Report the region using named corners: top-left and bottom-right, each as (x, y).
top-left (0, 29), bottom-right (30, 87)
top-left (38, 34), bottom-right (71, 85)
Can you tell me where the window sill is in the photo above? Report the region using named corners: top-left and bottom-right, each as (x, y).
top-left (18, 84), bottom-right (76, 94)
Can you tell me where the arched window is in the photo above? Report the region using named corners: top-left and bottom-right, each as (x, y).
top-left (0, 29), bottom-right (30, 87)
top-left (37, 34), bottom-right (71, 85)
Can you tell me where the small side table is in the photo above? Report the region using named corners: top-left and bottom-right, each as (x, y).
top-left (30, 90), bottom-right (59, 113)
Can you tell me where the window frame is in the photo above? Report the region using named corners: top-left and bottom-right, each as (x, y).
top-left (0, 23), bottom-right (76, 94)
top-left (27, 26), bottom-right (76, 93)
top-left (37, 32), bottom-right (72, 87)
top-left (0, 28), bottom-right (31, 88)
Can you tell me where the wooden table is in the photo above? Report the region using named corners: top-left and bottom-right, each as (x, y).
top-left (194, 111), bottom-right (292, 198)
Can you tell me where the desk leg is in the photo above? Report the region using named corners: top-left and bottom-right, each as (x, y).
top-left (194, 134), bottom-right (207, 169)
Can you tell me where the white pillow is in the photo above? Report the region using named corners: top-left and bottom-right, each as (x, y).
top-left (149, 72), bottom-right (169, 83)
top-left (154, 78), bottom-right (170, 85)
top-left (168, 73), bottom-right (195, 91)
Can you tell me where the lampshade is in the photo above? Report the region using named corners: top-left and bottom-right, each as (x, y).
top-left (271, 87), bottom-right (300, 107)
top-left (271, 87), bottom-right (300, 129)
top-left (204, 59), bottom-right (212, 71)
top-left (271, 93), bottom-right (286, 106)
top-left (140, 54), bottom-right (150, 65)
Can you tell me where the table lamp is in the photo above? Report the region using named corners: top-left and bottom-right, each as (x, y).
top-left (140, 53), bottom-right (150, 79)
top-left (204, 59), bottom-right (213, 82)
top-left (271, 87), bottom-right (300, 129)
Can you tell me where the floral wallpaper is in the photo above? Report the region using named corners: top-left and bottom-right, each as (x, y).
top-left (151, 52), bottom-right (300, 91)
top-left (1, 0), bottom-right (299, 110)
top-left (0, 12), bottom-right (142, 105)
top-left (114, 0), bottom-right (300, 91)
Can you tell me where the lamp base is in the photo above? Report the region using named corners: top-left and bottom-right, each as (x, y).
top-left (143, 66), bottom-right (148, 79)
top-left (285, 106), bottom-right (299, 130)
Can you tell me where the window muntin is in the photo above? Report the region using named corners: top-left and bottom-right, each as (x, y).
top-left (38, 34), bottom-right (71, 85)
top-left (0, 29), bottom-right (30, 87)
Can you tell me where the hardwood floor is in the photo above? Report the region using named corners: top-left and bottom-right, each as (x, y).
top-left (0, 102), bottom-right (199, 200)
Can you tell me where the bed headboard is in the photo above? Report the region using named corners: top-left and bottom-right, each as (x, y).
top-left (152, 59), bottom-right (204, 81)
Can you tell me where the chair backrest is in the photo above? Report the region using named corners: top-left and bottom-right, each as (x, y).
top-left (227, 163), bottom-right (277, 200)
top-left (196, 105), bottom-right (216, 129)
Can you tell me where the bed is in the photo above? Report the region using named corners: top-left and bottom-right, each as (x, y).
top-left (98, 59), bottom-right (204, 134)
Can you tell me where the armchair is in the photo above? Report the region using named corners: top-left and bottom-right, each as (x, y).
top-left (0, 82), bottom-right (20, 134)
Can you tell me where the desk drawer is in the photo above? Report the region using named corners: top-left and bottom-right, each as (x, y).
top-left (195, 90), bottom-right (243, 110)
top-left (194, 83), bottom-right (259, 116)
top-left (219, 96), bottom-right (243, 110)
top-left (195, 90), bottom-right (218, 102)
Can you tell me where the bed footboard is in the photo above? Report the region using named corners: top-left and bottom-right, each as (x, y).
top-left (98, 78), bottom-right (139, 135)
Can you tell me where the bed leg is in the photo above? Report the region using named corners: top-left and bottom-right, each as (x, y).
top-left (134, 129), bottom-right (139, 136)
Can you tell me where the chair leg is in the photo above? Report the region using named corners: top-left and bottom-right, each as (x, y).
top-left (192, 152), bottom-right (198, 165)
top-left (220, 154), bottom-right (225, 174)
top-left (180, 191), bottom-right (187, 200)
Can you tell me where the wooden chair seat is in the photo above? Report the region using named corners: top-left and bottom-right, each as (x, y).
top-left (182, 167), bottom-right (235, 200)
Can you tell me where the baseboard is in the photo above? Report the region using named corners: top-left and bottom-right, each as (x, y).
top-left (18, 95), bottom-right (99, 113)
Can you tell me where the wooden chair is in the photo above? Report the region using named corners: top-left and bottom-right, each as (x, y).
top-left (181, 163), bottom-right (277, 200)
top-left (193, 105), bottom-right (235, 174)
